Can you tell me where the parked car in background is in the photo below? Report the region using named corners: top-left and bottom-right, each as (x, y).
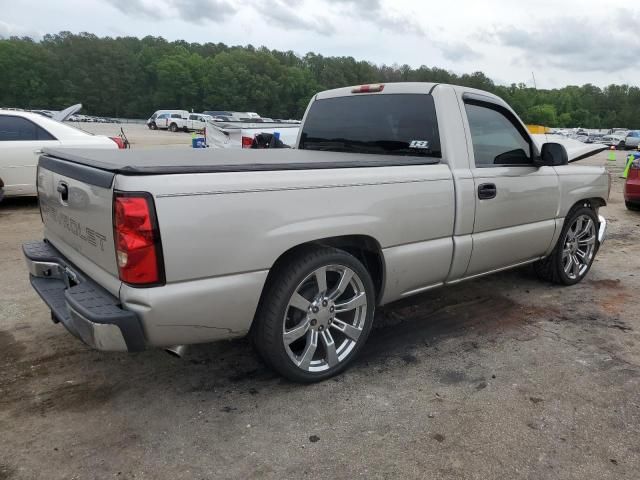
top-left (624, 131), bottom-right (640, 150)
top-left (585, 134), bottom-right (604, 144)
top-left (146, 110), bottom-right (189, 130)
top-left (178, 113), bottom-right (213, 132)
top-left (204, 119), bottom-right (300, 148)
top-left (0, 110), bottom-right (124, 199)
top-left (625, 156), bottom-right (640, 210)
top-left (24, 82), bottom-right (609, 382)
top-left (601, 134), bottom-right (626, 149)
top-left (203, 111), bottom-right (264, 122)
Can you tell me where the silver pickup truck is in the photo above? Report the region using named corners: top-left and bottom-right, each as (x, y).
top-left (24, 82), bottom-right (610, 382)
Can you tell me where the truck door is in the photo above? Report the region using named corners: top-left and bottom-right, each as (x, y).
top-left (463, 98), bottom-right (559, 277)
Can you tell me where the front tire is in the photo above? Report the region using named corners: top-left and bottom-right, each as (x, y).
top-left (534, 206), bottom-right (599, 285)
top-left (252, 247), bottom-right (375, 383)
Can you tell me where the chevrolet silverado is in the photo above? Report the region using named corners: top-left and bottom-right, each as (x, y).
top-left (24, 83), bottom-right (610, 382)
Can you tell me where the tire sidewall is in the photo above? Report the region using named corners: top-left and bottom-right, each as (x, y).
top-left (259, 249), bottom-right (376, 383)
top-left (555, 207), bottom-right (599, 285)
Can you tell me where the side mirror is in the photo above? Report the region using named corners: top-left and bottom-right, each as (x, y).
top-left (537, 142), bottom-right (568, 166)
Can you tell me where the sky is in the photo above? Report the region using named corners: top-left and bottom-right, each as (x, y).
top-left (1, 0), bottom-right (639, 89)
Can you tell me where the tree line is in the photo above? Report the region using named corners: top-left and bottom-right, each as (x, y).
top-left (1, 31), bottom-right (639, 128)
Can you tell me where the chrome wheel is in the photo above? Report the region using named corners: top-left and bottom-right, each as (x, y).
top-left (282, 264), bottom-right (368, 373)
top-left (562, 214), bottom-right (596, 280)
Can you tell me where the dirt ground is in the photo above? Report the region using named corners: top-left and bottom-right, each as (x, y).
top-left (70, 122), bottom-right (194, 148)
top-left (1, 150), bottom-right (639, 479)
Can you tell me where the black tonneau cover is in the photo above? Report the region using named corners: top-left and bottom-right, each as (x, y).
top-left (41, 147), bottom-right (440, 177)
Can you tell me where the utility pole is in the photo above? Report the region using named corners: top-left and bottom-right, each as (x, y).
top-left (532, 72), bottom-right (538, 90)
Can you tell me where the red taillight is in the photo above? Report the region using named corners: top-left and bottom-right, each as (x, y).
top-left (113, 192), bottom-right (164, 286)
top-left (242, 136), bottom-right (254, 148)
top-left (109, 136), bottom-right (126, 149)
top-left (351, 84), bottom-right (385, 94)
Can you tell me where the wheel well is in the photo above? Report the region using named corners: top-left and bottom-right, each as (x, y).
top-left (266, 235), bottom-right (385, 303)
top-left (569, 197), bottom-right (606, 213)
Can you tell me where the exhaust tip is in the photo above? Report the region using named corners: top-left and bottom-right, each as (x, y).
top-left (165, 345), bottom-right (188, 358)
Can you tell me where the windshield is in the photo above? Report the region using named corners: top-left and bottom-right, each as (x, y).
top-left (299, 94), bottom-right (441, 158)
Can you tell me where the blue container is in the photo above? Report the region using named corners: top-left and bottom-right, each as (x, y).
top-left (192, 137), bottom-right (206, 148)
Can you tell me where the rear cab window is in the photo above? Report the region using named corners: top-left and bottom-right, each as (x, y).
top-left (299, 94), bottom-right (441, 159)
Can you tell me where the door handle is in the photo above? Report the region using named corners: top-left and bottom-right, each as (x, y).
top-left (57, 182), bottom-right (69, 203)
top-left (478, 183), bottom-right (497, 200)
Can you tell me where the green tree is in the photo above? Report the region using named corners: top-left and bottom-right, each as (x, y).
top-left (524, 104), bottom-right (557, 126)
top-left (2, 31), bottom-right (640, 127)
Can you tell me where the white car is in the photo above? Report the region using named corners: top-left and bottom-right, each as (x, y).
top-left (0, 110), bottom-right (123, 199)
top-left (146, 110), bottom-right (190, 130)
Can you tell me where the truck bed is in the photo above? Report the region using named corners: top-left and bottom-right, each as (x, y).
top-left (41, 147), bottom-right (440, 176)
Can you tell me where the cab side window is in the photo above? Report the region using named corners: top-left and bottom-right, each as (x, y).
top-left (465, 102), bottom-right (532, 167)
top-left (0, 116), bottom-right (56, 141)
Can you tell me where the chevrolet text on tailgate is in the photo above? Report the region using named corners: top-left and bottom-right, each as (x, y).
top-left (24, 83), bottom-right (610, 382)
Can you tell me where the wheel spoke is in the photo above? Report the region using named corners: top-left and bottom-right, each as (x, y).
top-left (331, 317), bottom-right (363, 341)
top-left (564, 254), bottom-right (573, 274)
top-left (283, 317), bottom-right (311, 345)
top-left (328, 267), bottom-right (354, 300)
top-left (572, 255), bottom-right (581, 276)
top-left (314, 267), bottom-right (328, 294)
top-left (321, 330), bottom-right (339, 367)
top-left (575, 249), bottom-right (587, 260)
top-left (576, 219), bottom-right (593, 239)
top-left (335, 292), bottom-right (367, 313)
top-left (578, 235), bottom-right (595, 246)
top-left (296, 330), bottom-right (318, 370)
top-left (289, 292), bottom-right (311, 312)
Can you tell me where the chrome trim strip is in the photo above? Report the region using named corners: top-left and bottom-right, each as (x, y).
top-left (598, 215), bottom-right (607, 245)
top-left (445, 257), bottom-right (541, 285)
top-left (155, 178), bottom-right (444, 198)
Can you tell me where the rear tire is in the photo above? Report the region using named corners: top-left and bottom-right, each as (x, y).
top-left (252, 247), bottom-right (375, 383)
top-left (534, 206), bottom-right (599, 285)
top-left (169, 123), bottom-right (178, 132)
top-left (626, 201), bottom-right (640, 211)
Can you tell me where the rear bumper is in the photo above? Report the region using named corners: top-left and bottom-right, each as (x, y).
top-left (23, 240), bottom-right (145, 352)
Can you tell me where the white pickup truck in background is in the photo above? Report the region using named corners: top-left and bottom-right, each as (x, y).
top-left (24, 82), bottom-right (609, 382)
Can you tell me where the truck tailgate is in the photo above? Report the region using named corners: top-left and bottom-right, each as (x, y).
top-left (37, 155), bottom-right (119, 284)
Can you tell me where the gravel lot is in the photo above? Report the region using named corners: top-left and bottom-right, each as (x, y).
top-left (1, 149), bottom-right (639, 479)
top-left (70, 122), bottom-right (194, 148)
